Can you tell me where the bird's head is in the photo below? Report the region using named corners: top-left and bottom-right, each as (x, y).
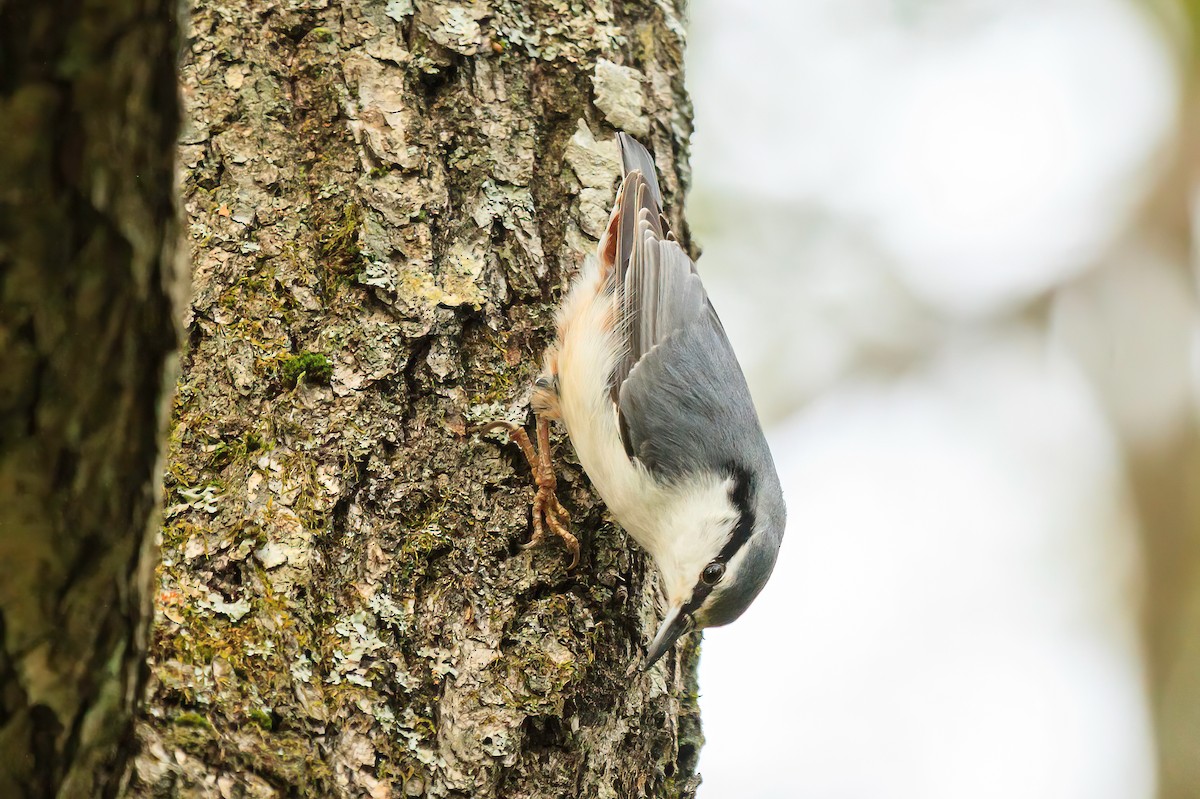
top-left (642, 464), bottom-right (785, 669)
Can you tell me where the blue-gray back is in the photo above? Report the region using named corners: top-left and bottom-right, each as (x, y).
top-left (609, 135), bottom-right (778, 490)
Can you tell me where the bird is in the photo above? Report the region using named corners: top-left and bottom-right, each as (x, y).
top-left (476, 133), bottom-right (786, 670)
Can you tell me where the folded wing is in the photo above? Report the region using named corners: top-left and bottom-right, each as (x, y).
top-left (602, 134), bottom-right (769, 481)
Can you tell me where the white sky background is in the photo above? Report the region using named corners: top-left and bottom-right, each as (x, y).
top-left (682, 1), bottom-right (1179, 797)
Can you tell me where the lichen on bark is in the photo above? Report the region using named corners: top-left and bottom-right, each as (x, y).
top-left (134, 1), bottom-right (702, 797)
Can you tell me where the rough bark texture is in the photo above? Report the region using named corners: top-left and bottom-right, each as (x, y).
top-left (132, 2), bottom-right (702, 797)
top-left (0, 1), bottom-right (182, 797)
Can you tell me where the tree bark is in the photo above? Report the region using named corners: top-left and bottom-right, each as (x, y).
top-left (1069, 4), bottom-right (1200, 795)
top-left (0, 1), bottom-right (182, 798)
top-left (132, 2), bottom-right (701, 797)
top-left (1126, 7), bottom-right (1200, 793)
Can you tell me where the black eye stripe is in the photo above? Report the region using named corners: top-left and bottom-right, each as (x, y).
top-left (682, 584), bottom-right (713, 617)
top-left (682, 464), bottom-right (756, 615)
top-left (716, 464), bottom-right (755, 565)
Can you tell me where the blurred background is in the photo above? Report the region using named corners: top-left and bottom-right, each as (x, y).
top-left (683, 1), bottom-right (1200, 797)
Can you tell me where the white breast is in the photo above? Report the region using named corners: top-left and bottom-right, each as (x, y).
top-left (552, 258), bottom-right (649, 524)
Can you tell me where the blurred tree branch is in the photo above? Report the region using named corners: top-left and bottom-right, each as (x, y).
top-left (1104, 3), bottom-right (1200, 796)
top-left (0, 1), bottom-right (182, 796)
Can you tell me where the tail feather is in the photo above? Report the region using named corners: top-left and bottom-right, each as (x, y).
top-left (599, 134), bottom-right (666, 278)
top-left (618, 132), bottom-right (663, 208)
top-left (594, 133), bottom-right (704, 407)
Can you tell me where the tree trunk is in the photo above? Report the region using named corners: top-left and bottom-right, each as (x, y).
top-left (0, 1), bottom-right (182, 798)
top-left (1127, 8), bottom-right (1200, 793)
top-left (1072, 5), bottom-right (1200, 795)
top-left (131, 1), bottom-right (702, 797)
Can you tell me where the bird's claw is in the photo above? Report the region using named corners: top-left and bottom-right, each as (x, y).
top-left (527, 485), bottom-right (579, 568)
top-left (476, 417), bottom-right (580, 569)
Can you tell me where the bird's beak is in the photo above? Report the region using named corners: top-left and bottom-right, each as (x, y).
top-left (642, 604), bottom-right (694, 671)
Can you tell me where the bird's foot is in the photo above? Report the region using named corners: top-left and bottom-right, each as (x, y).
top-left (472, 417), bottom-right (579, 569)
top-left (527, 481), bottom-right (579, 569)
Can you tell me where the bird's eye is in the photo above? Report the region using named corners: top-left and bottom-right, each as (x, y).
top-left (701, 561), bottom-right (726, 585)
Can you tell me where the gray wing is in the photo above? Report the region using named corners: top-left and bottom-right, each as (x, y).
top-left (610, 135), bottom-right (770, 480)
top-left (618, 131), bottom-right (663, 207)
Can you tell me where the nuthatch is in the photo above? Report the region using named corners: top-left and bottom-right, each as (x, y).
top-left (479, 134), bottom-right (786, 669)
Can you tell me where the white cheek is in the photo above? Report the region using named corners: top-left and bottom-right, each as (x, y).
top-left (645, 475), bottom-right (739, 606)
